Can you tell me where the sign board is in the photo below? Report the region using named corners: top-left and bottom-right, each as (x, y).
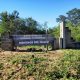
top-left (12, 35), bottom-right (54, 46)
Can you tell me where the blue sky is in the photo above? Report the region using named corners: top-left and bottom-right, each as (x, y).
top-left (0, 0), bottom-right (80, 28)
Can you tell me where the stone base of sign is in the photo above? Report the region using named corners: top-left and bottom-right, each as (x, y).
top-left (59, 38), bottom-right (66, 49)
top-left (1, 38), bottom-right (14, 51)
top-left (59, 38), bottom-right (63, 49)
top-left (53, 38), bottom-right (59, 50)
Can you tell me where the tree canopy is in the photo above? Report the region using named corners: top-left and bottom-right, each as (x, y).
top-left (57, 8), bottom-right (80, 26)
top-left (0, 11), bottom-right (19, 35)
top-left (0, 11), bottom-right (46, 36)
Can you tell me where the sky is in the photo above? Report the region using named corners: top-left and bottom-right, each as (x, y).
top-left (0, 0), bottom-right (80, 28)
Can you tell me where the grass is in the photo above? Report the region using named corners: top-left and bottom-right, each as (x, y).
top-left (17, 45), bottom-right (52, 51)
top-left (0, 49), bottom-right (80, 80)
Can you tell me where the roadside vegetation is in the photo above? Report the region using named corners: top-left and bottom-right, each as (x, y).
top-left (0, 49), bottom-right (80, 80)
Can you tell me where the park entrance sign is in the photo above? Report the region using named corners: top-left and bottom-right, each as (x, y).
top-left (1, 34), bottom-right (54, 51)
top-left (12, 35), bottom-right (54, 46)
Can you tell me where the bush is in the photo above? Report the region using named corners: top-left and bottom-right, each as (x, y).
top-left (0, 63), bottom-right (4, 70)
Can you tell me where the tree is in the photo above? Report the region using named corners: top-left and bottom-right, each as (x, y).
top-left (26, 17), bottom-right (38, 34)
top-left (0, 10), bottom-right (19, 35)
top-left (16, 18), bottom-right (28, 34)
top-left (66, 8), bottom-right (80, 26)
top-left (56, 15), bottom-right (66, 22)
top-left (14, 17), bottom-right (45, 34)
top-left (57, 8), bottom-right (80, 26)
top-left (0, 11), bottom-right (9, 34)
top-left (0, 11), bottom-right (47, 35)
top-left (48, 26), bottom-right (60, 38)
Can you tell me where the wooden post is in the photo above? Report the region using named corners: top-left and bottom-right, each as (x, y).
top-left (46, 29), bottom-right (48, 52)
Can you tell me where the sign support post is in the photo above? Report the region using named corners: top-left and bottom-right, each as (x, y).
top-left (46, 29), bottom-right (48, 52)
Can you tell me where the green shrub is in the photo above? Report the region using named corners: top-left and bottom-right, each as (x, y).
top-left (0, 63), bottom-right (4, 70)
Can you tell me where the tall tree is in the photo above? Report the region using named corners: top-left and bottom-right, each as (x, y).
top-left (57, 8), bottom-right (80, 26)
top-left (26, 17), bottom-right (38, 34)
top-left (56, 15), bottom-right (66, 22)
top-left (66, 8), bottom-right (80, 26)
top-left (0, 10), bottom-right (19, 35)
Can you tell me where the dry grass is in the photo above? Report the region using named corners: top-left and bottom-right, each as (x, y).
top-left (0, 50), bottom-right (79, 80)
top-left (0, 50), bottom-right (63, 80)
